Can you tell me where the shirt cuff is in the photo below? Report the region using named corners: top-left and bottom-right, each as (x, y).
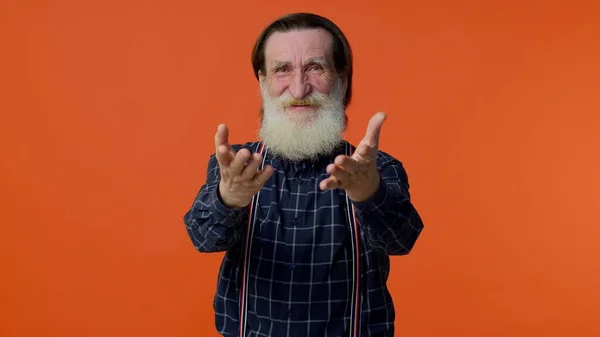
top-left (210, 186), bottom-right (249, 224)
top-left (351, 176), bottom-right (388, 216)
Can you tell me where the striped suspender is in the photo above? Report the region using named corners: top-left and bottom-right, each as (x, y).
top-left (239, 142), bottom-right (266, 337)
top-left (344, 141), bottom-right (362, 337)
top-left (238, 141), bottom-right (362, 337)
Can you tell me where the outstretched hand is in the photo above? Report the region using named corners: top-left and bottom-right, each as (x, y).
top-left (319, 112), bottom-right (387, 203)
top-left (215, 124), bottom-right (273, 208)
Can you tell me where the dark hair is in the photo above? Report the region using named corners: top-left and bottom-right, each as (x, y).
top-left (251, 13), bottom-right (353, 107)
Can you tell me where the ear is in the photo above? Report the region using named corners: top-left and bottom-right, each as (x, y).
top-left (340, 72), bottom-right (349, 94)
top-left (258, 69), bottom-right (267, 85)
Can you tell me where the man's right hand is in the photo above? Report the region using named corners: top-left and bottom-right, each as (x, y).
top-left (214, 124), bottom-right (274, 208)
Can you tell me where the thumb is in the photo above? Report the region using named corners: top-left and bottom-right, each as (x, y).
top-left (363, 112), bottom-right (387, 148)
top-left (215, 124), bottom-right (229, 148)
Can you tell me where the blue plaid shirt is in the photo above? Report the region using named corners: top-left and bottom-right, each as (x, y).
top-left (184, 140), bottom-right (424, 337)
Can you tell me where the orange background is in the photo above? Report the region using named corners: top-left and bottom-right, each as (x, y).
top-left (1, 1), bottom-right (599, 336)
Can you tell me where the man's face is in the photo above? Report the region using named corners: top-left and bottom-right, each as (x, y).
top-left (258, 28), bottom-right (347, 161)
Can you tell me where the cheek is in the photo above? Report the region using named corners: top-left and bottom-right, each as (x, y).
top-left (310, 76), bottom-right (334, 95)
top-left (269, 78), bottom-right (288, 97)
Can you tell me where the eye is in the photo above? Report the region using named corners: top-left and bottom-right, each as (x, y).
top-left (274, 65), bottom-right (290, 73)
top-left (307, 64), bottom-right (324, 71)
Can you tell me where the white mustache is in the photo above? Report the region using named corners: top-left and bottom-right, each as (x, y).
top-left (274, 93), bottom-right (329, 109)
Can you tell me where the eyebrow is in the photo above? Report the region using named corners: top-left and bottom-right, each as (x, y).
top-left (269, 57), bottom-right (330, 69)
top-left (306, 57), bottom-right (329, 66)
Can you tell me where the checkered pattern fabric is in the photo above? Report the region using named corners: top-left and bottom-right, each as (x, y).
top-left (184, 140), bottom-right (423, 337)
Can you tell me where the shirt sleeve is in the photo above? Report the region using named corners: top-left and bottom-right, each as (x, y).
top-left (183, 152), bottom-right (249, 253)
top-left (352, 152), bottom-right (424, 255)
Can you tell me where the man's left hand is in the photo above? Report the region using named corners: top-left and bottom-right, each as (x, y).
top-left (319, 111), bottom-right (387, 203)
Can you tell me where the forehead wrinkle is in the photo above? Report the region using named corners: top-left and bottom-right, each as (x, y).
top-left (263, 29), bottom-right (334, 67)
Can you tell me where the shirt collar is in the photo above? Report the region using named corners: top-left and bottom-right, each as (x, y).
top-left (263, 141), bottom-right (349, 173)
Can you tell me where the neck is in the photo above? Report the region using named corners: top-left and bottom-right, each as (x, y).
top-left (262, 139), bottom-right (346, 164)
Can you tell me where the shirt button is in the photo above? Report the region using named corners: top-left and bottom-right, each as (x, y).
top-left (292, 218), bottom-right (299, 225)
top-left (288, 262), bottom-right (296, 269)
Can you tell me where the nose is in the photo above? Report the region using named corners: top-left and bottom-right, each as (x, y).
top-left (288, 70), bottom-right (311, 99)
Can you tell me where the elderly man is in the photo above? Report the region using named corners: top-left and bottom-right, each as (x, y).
top-left (183, 12), bottom-right (424, 337)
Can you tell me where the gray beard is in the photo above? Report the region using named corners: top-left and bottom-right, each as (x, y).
top-left (258, 78), bottom-right (347, 162)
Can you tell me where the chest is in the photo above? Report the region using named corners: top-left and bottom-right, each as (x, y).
top-left (250, 168), bottom-right (354, 262)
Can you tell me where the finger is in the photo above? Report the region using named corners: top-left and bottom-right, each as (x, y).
top-left (229, 148), bottom-right (252, 175)
top-left (215, 125), bottom-right (235, 167)
top-left (215, 144), bottom-right (236, 168)
top-left (362, 112), bottom-right (387, 148)
top-left (214, 124), bottom-right (229, 148)
top-left (319, 176), bottom-right (341, 190)
top-left (240, 152), bottom-right (263, 180)
top-left (333, 155), bottom-right (359, 174)
top-left (252, 165), bottom-right (274, 187)
top-left (327, 163), bottom-right (353, 188)
top-left (352, 142), bottom-right (378, 163)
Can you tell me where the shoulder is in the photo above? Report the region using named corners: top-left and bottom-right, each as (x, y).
top-left (377, 149), bottom-right (403, 166)
top-left (375, 149), bottom-right (411, 187)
